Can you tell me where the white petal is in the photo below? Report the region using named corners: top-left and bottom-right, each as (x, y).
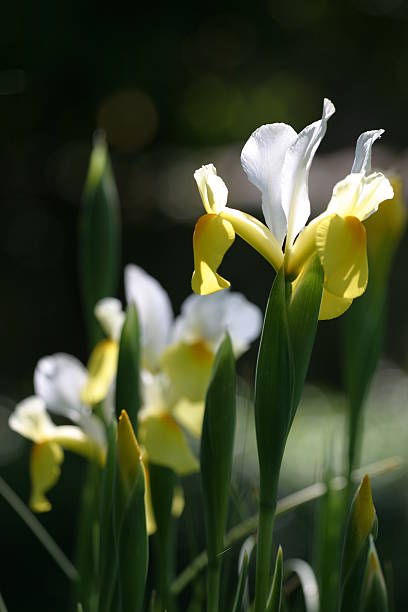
top-left (351, 130), bottom-right (384, 174)
top-left (9, 396), bottom-right (56, 443)
top-left (94, 297), bottom-right (125, 341)
top-left (241, 123), bottom-right (297, 246)
top-left (124, 264), bottom-right (174, 369)
top-left (194, 164), bottom-right (228, 214)
top-left (282, 98), bottom-right (335, 247)
top-left (327, 171), bottom-right (394, 221)
top-left (172, 291), bottom-right (262, 358)
top-left (34, 353), bottom-right (89, 422)
top-left (78, 413), bottom-right (106, 448)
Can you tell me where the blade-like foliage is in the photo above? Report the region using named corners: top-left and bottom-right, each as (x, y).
top-left (339, 476), bottom-right (378, 612)
top-left (200, 334), bottom-right (236, 611)
top-left (115, 303), bottom-right (141, 431)
top-left (266, 546), bottom-right (283, 612)
top-left (79, 132), bottom-right (120, 349)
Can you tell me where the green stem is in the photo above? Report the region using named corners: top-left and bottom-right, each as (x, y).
top-left (254, 503), bottom-right (276, 612)
top-left (171, 456), bottom-right (401, 596)
top-left (207, 560), bottom-right (221, 612)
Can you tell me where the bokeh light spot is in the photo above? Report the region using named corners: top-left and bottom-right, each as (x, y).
top-left (97, 88), bottom-right (158, 153)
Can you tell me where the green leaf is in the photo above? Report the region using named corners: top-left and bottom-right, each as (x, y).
top-left (149, 463), bottom-right (177, 611)
top-left (114, 411), bottom-right (148, 612)
top-left (115, 303), bottom-right (141, 431)
top-left (98, 421), bottom-right (118, 612)
top-left (231, 552), bottom-right (249, 612)
top-left (266, 546), bottom-right (283, 612)
top-left (284, 558), bottom-right (320, 612)
top-left (255, 266), bottom-right (294, 506)
top-left (342, 281), bottom-right (386, 474)
top-left (200, 334), bottom-right (236, 611)
top-left (79, 132), bottom-right (121, 349)
top-left (339, 475), bottom-right (378, 612)
top-left (361, 536), bottom-right (389, 612)
top-left (287, 255), bottom-right (324, 423)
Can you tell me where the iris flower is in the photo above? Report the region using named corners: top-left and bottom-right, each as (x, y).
top-left (192, 99), bottom-right (394, 319)
top-left (123, 264), bottom-right (262, 473)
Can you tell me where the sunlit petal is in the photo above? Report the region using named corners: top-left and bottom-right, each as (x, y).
top-left (316, 214), bottom-right (368, 299)
top-left (351, 129), bottom-right (384, 174)
top-left (194, 164), bottom-right (228, 214)
top-left (139, 411), bottom-right (199, 475)
top-left (282, 98), bottom-right (335, 247)
top-left (124, 264), bottom-right (174, 370)
top-left (241, 123), bottom-right (297, 245)
top-left (327, 172), bottom-right (394, 222)
top-left (172, 291), bottom-right (262, 357)
top-left (161, 340), bottom-right (214, 404)
top-left (9, 397), bottom-right (56, 443)
top-left (191, 214), bottom-right (235, 295)
top-left (172, 399), bottom-right (205, 438)
top-left (29, 442), bottom-right (64, 513)
top-left (34, 353), bottom-right (89, 422)
top-left (94, 298), bottom-right (125, 341)
top-left (319, 289), bottom-right (353, 320)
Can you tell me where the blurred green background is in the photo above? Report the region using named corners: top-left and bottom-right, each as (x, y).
top-left (2, 0), bottom-right (408, 609)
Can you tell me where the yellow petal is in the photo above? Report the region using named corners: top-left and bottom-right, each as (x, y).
top-left (139, 412), bottom-right (199, 475)
top-left (172, 399), bottom-right (205, 438)
top-left (117, 409), bottom-right (143, 490)
top-left (191, 214), bottom-right (235, 295)
top-left (81, 339), bottom-right (119, 406)
top-left (172, 484), bottom-right (185, 518)
top-left (161, 341), bottom-right (214, 404)
top-left (319, 288), bottom-right (353, 320)
top-left (142, 463), bottom-right (157, 535)
top-left (29, 442), bottom-right (64, 513)
top-left (316, 214), bottom-right (368, 299)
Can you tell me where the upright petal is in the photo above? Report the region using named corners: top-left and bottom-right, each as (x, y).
top-left (172, 291), bottom-right (262, 357)
top-left (125, 264), bottom-right (174, 370)
top-left (191, 214), bottom-right (235, 295)
top-left (351, 130), bottom-right (384, 174)
top-left (94, 298), bottom-right (125, 341)
top-left (29, 441), bottom-right (64, 512)
top-left (194, 164), bottom-right (228, 214)
top-left (282, 98), bottom-right (335, 247)
top-left (241, 123), bottom-right (297, 245)
top-left (9, 396), bottom-right (56, 443)
top-left (34, 353), bottom-right (89, 422)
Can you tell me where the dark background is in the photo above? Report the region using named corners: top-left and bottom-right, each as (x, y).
top-left (2, 0), bottom-right (408, 609)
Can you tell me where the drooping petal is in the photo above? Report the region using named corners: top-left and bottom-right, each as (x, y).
top-left (327, 172), bottom-right (394, 222)
top-left (241, 123), bottom-right (297, 245)
top-left (172, 399), bottom-right (205, 438)
top-left (139, 412), bottom-right (199, 475)
top-left (318, 288), bottom-right (353, 320)
top-left (124, 264), bottom-right (174, 370)
top-left (29, 441), bottom-right (64, 512)
top-left (161, 340), bottom-right (214, 404)
top-left (94, 298), bottom-right (125, 341)
top-left (282, 98), bottom-right (335, 247)
top-left (9, 396), bottom-right (56, 444)
top-left (194, 164), bottom-right (228, 214)
top-left (53, 425), bottom-right (106, 465)
top-left (351, 130), bottom-right (384, 174)
top-left (80, 339), bottom-right (119, 406)
top-left (316, 214), bottom-right (368, 299)
top-left (172, 291), bottom-right (262, 357)
top-left (34, 353), bottom-right (89, 422)
top-left (191, 214), bottom-right (235, 295)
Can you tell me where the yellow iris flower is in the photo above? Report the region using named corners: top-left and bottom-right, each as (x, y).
top-left (191, 100), bottom-right (394, 319)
